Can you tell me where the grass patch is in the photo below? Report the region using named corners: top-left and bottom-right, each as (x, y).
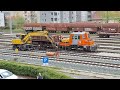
top-left (0, 28), bottom-right (25, 33)
top-left (0, 60), bottom-right (72, 79)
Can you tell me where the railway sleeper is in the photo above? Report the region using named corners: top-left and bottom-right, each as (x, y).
top-left (112, 57), bottom-right (120, 60)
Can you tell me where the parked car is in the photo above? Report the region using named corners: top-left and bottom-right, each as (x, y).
top-left (0, 32), bottom-right (4, 35)
top-left (0, 69), bottom-right (18, 79)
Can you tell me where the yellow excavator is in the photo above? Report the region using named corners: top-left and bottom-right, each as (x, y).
top-left (12, 30), bottom-right (57, 51)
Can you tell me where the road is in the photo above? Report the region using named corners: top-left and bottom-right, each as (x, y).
top-left (17, 75), bottom-right (35, 79)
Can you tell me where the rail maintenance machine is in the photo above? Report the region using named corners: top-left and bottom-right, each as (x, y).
top-left (11, 27), bottom-right (59, 51)
top-left (11, 26), bottom-right (98, 52)
top-left (58, 32), bottom-right (98, 52)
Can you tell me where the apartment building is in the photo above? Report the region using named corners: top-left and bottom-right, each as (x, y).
top-left (2, 11), bottom-right (92, 24)
top-left (39, 11), bottom-right (61, 23)
top-left (37, 11), bottom-right (92, 23)
top-left (23, 11), bottom-right (37, 23)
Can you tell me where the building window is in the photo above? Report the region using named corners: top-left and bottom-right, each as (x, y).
top-left (54, 12), bottom-right (57, 16)
top-left (88, 15), bottom-right (91, 18)
top-left (54, 18), bottom-right (57, 21)
top-left (51, 12), bottom-right (53, 15)
top-left (45, 13), bottom-right (46, 16)
top-left (87, 11), bottom-right (91, 13)
top-left (45, 19), bottom-right (46, 22)
top-left (51, 18), bottom-right (53, 21)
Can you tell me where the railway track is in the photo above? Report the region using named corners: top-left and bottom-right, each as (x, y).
top-left (59, 51), bottom-right (120, 60)
top-left (1, 51), bottom-right (120, 69)
top-left (93, 37), bottom-right (120, 41)
top-left (0, 48), bottom-right (120, 68)
top-left (0, 44), bottom-right (120, 61)
top-left (95, 40), bottom-right (120, 44)
top-left (97, 43), bottom-right (120, 47)
top-left (0, 34), bottom-right (120, 59)
top-left (98, 45), bottom-right (120, 50)
top-left (58, 58), bottom-right (120, 68)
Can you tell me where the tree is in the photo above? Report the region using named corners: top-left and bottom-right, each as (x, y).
top-left (13, 15), bottom-right (25, 29)
top-left (101, 11), bottom-right (120, 23)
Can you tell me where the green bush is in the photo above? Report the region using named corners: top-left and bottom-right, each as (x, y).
top-left (0, 60), bottom-right (71, 79)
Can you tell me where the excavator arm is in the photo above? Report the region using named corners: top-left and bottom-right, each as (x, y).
top-left (46, 36), bottom-right (57, 49)
top-left (22, 33), bottom-right (31, 44)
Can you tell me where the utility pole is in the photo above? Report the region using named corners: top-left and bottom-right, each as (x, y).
top-left (9, 11), bottom-right (12, 34)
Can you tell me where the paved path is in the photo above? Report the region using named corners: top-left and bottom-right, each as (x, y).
top-left (17, 75), bottom-right (35, 79)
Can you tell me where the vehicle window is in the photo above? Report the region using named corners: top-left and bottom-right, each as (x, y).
top-left (0, 75), bottom-right (3, 79)
top-left (1, 71), bottom-right (13, 78)
top-left (72, 36), bottom-right (78, 39)
top-left (75, 36), bottom-right (78, 39)
top-left (72, 36), bottom-right (74, 39)
top-left (16, 35), bottom-right (21, 39)
top-left (21, 35), bottom-right (26, 40)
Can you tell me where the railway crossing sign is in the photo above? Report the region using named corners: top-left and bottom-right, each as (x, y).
top-left (42, 57), bottom-right (49, 66)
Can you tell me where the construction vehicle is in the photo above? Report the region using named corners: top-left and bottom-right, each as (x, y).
top-left (12, 30), bottom-right (97, 52)
top-left (12, 29), bottom-right (58, 51)
top-left (58, 32), bottom-right (97, 52)
top-left (12, 23), bottom-right (97, 52)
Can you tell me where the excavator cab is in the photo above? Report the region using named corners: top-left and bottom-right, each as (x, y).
top-left (16, 33), bottom-right (26, 40)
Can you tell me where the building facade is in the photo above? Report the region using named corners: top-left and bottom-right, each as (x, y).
top-left (2, 11), bottom-right (92, 24)
top-left (39, 11), bottom-right (61, 23)
top-left (37, 11), bottom-right (92, 23)
top-left (23, 11), bottom-right (38, 23)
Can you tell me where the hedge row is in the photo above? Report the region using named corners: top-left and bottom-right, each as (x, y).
top-left (0, 60), bottom-right (71, 79)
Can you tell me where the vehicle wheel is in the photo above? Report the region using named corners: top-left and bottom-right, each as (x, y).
top-left (12, 45), bottom-right (17, 50)
top-left (19, 45), bottom-right (26, 51)
top-left (89, 45), bottom-right (97, 52)
top-left (67, 46), bottom-right (71, 51)
top-left (107, 35), bottom-right (110, 38)
top-left (99, 35), bottom-right (103, 38)
top-left (83, 47), bottom-right (87, 51)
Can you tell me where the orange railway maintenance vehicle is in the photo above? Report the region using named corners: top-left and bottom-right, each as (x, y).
top-left (58, 32), bottom-right (97, 52)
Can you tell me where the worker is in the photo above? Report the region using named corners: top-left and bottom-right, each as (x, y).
top-left (37, 73), bottom-right (43, 79)
top-left (56, 50), bottom-right (59, 57)
top-left (15, 48), bottom-right (18, 53)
